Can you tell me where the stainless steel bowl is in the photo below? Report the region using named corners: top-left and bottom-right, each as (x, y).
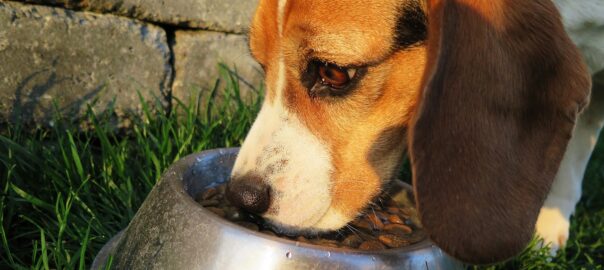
top-left (92, 148), bottom-right (464, 270)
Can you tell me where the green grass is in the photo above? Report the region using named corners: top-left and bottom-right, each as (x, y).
top-left (1, 70), bottom-right (603, 269)
top-left (0, 69), bottom-right (263, 269)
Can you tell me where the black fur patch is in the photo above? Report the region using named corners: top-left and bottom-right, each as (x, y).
top-left (395, 1), bottom-right (427, 48)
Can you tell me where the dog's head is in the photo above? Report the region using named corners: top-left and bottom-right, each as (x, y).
top-left (227, 0), bottom-right (591, 264)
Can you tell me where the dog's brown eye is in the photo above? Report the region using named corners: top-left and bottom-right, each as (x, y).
top-left (302, 60), bottom-right (363, 97)
top-left (318, 63), bottom-right (356, 89)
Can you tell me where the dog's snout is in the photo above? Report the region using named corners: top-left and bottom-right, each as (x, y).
top-left (226, 175), bottom-right (271, 214)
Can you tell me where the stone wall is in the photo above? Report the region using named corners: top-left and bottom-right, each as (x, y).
top-left (0, 0), bottom-right (262, 126)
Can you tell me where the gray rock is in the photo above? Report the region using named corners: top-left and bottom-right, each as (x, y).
top-left (17, 0), bottom-right (259, 33)
top-left (172, 30), bottom-right (263, 114)
top-left (0, 1), bottom-right (172, 126)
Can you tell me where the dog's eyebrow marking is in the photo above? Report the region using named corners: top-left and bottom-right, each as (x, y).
top-left (278, 0), bottom-right (288, 36)
top-left (395, 0), bottom-right (427, 49)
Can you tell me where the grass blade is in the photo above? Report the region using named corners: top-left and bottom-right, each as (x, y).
top-left (40, 230), bottom-right (49, 270)
top-left (10, 184), bottom-right (54, 211)
top-left (79, 223), bottom-right (92, 270)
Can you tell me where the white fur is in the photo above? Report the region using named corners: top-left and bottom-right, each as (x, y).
top-left (536, 73), bottom-right (604, 254)
top-left (535, 207), bottom-right (570, 256)
top-left (535, 0), bottom-right (604, 255)
top-left (277, 0), bottom-right (288, 36)
top-left (536, 116), bottom-right (602, 254)
top-left (231, 55), bottom-right (347, 231)
top-left (313, 208), bottom-right (349, 229)
top-left (231, 0), bottom-right (351, 232)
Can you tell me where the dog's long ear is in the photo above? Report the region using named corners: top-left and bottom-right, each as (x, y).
top-left (409, 0), bottom-right (591, 264)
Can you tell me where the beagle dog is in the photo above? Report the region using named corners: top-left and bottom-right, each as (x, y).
top-left (226, 0), bottom-right (604, 264)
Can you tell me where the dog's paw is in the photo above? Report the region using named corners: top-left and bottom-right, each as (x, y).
top-left (535, 206), bottom-right (570, 256)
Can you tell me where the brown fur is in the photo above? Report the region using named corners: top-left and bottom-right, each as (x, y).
top-left (410, 0), bottom-right (591, 264)
top-left (249, 0), bottom-right (426, 220)
top-left (248, 0), bottom-right (591, 264)
top-left (249, 0), bottom-right (281, 103)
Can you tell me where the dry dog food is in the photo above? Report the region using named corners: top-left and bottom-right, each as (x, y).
top-left (195, 182), bottom-right (425, 250)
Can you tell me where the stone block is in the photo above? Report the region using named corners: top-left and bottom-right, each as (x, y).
top-left (0, 1), bottom-right (172, 126)
top-left (172, 30), bottom-right (263, 113)
top-left (17, 0), bottom-right (259, 33)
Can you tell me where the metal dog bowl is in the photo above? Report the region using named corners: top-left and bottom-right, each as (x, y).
top-left (92, 148), bottom-right (464, 270)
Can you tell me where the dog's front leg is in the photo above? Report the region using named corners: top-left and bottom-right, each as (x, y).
top-left (536, 73), bottom-right (604, 255)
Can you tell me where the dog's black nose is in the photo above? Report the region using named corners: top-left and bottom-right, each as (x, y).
top-left (226, 176), bottom-right (271, 214)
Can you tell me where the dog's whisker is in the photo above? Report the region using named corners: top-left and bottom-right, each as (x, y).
top-left (345, 224), bottom-right (362, 238)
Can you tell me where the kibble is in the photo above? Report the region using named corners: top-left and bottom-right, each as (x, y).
top-left (367, 213), bottom-right (384, 230)
top-left (378, 234), bottom-right (410, 248)
top-left (341, 235), bottom-right (363, 248)
top-left (386, 207), bottom-right (400, 214)
top-left (200, 188), bottom-right (218, 200)
top-left (387, 214), bottom-right (404, 225)
top-left (195, 182), bottom-right (425, 251)
top-left (383, 224), bottom-right (413, 235)
top-left (358, 240), bottom-right (386, 251)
